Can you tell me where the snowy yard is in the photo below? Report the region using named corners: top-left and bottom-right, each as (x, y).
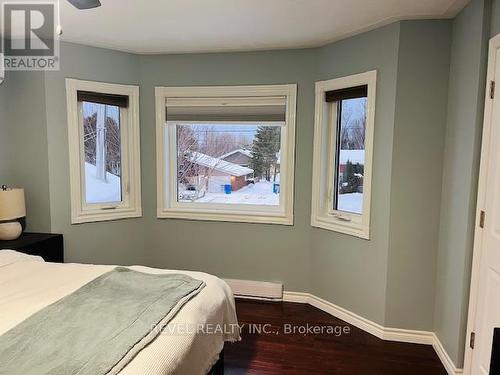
top-left (185, 180), bottom-right (279, 205)
top-left (337, 192), bottom-right (363, 214)
top-left (85, 162), bottom-right (121, 203)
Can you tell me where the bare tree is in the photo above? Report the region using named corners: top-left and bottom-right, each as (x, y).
top-left (177, 125), bottom-right (199, 185)
top-left (349, 117), bottom-right (365, 149)
top-left (177, 125), bottom-right (246, 202)
top-left (83, 106), bottom-right (121, 177)
top-left (339, 98), bottom-right (366, 150)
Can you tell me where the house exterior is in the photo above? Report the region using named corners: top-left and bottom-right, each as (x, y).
top-left (337, 149), bottom-right (364, 194)
top-left (220, 149), bottom-right (253, 167)
top-left (221, 149), bottom-right (283, 183)
top-left (338, 149), bottom-right (364, 179)
top-left (187, 152), bottom-right (254, 193)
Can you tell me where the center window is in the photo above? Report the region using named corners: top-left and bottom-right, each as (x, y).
top-left (156, 85), bottom-right (296, 225)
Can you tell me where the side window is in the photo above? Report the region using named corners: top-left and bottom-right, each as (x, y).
top-left (66, 79), bottom-right (141, 223)
top-left (311, 71), bottom-right (376, 239)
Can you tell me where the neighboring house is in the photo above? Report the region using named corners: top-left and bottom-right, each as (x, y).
top-left (187, 151), bottom-right (254, 193)
top-left (338, 150), bottom-right (364, 178)
top-left (338, 150), bottom-right (364, 194)
top-left (222, 149), bottom-right (282, 182)
top-left (220, 149), bottom-right (253, 167)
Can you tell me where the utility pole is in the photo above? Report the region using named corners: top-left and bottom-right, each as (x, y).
top-left (95, 104), bottom-right (107, 182)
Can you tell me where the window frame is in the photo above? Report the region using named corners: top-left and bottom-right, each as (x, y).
top-left (66, 78), bottom-right (142, 224)
top-left (311, 71), bottom-right (376, 239)
top-left (155, 84), bottom-right (297, 225)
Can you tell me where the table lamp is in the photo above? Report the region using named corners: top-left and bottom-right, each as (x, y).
top-left (0, 185), bottom-right (26, 240)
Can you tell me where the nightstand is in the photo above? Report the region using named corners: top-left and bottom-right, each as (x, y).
top-left (0, 232), bottom-right (64, 263)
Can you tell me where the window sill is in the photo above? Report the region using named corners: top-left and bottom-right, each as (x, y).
top-left (71, 207), bottom-right (142, 224)
top-left (157, 208), bottom-right (293, 225)
top-left (311, 216), bottom-right (370, 239)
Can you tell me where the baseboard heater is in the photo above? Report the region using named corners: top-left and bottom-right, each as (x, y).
top-left (224, 279), bottom-right (283, 301)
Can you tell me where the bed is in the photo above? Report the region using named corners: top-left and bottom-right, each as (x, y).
top-left (0, 250), bottom-right (240, 375)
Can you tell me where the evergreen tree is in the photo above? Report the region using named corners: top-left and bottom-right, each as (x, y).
top-left (251, 126), bottom-right (280, 181)
top-left (343, 161), bottom-right (364, 193)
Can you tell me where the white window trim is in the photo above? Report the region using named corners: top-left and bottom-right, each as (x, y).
top-left (66, 78), bottom-right (142, 224)
top-left (311, 71), bottom-right (376, 239)
top-left (155, 84), bottom-right (297, 225)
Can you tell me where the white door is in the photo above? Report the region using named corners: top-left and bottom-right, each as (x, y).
top-left (468, 37), bottom-right (500, 375)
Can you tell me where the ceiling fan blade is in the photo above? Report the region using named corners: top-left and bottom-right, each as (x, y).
top-left (67, 0), bottom-right (101, 10)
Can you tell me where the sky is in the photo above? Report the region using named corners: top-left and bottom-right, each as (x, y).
top-left (82, 102), bottom-right (120, 127)
top-left (341, 97), bottom-right (366, 128)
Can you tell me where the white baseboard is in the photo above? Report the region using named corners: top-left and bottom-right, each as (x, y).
top-left (284, 291), bottom-right (387, 340)
top-left (431, 333), bottom-right (464, 374)
top-left (283, 291), bottom-right (463, 375)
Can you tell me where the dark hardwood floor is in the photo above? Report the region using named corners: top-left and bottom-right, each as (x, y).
top-left (225, 299), bottom-right (446, 375)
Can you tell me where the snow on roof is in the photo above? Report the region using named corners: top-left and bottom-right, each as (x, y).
top-left (220, 149), bottom-right (253, 159)
top-left (190, 152), bottom-right (254, 177)
top-left (339, 149), bottom-right (365, 165)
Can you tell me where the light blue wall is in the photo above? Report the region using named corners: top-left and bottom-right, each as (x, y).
top-left (138, 49), bottom-right (316, 289)
top-left (491, 0), bottom-right (500, 35)
top-left (312, 20), bottom-right (454, 331)
top-left (386, 20), bottom-right (452, 330)
top-left (43, 43), bottom-right (147, 265)
top-left (39, 42), bottom-right (317, 287)
top-left (434, 0), bottom-right (491, 367)
top-left (0, 75), bottom-right (12, 181)
top-left (311, 23), bottom-right (400, 325)
top-left (0, 71), bottom-right (51, 231)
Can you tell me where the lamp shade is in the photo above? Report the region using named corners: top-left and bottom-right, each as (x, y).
top-left (0, 188), bottom-right (26, 220)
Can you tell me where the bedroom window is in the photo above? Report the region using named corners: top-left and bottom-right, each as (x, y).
top-left (156, 85), bottom-right (297, 225)
top-left (311, 71), bottom-right (376, 239)
top-left (66, 79), bottom-right (142, 224)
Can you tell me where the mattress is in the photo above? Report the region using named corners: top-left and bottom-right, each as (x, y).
top-left (0, 250), bottom-right (240, 375)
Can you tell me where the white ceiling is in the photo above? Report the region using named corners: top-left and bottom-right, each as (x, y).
top-left (56, 0), bottom-right (469, 54)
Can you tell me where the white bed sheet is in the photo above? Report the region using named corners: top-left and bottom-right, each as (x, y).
top-left (0, 250), bottom-right (240, 375)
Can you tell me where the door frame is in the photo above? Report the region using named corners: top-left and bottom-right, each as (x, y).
top-left (464, 33), bottom-right (500, 374)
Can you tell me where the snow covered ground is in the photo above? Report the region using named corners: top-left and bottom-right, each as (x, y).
top-left (187, 180), bottom-right (279, 205)
top-left (337, 192), bottom-right (363, 214)
top-left (85, 162), bottom-right (121, 203)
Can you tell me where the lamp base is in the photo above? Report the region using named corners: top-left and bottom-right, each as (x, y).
top-left (0, 221), bottom-right (22, 240)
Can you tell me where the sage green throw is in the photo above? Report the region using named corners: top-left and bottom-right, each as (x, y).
top-left (0, 267), bottom-right (205, 375)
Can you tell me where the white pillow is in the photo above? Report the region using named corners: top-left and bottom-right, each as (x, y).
top-left (0, 249), bottom-right (44, 267)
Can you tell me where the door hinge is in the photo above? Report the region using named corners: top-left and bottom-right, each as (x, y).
top-left (470, 332), bottom-right (476, 349)
top-left (480, 210), bottom-right (486, 228)
top-left (490, 81), bottom-right (496, 99)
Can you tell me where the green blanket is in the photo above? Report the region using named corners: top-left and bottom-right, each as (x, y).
top-left (0, 267), bottom-right (205, 375)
